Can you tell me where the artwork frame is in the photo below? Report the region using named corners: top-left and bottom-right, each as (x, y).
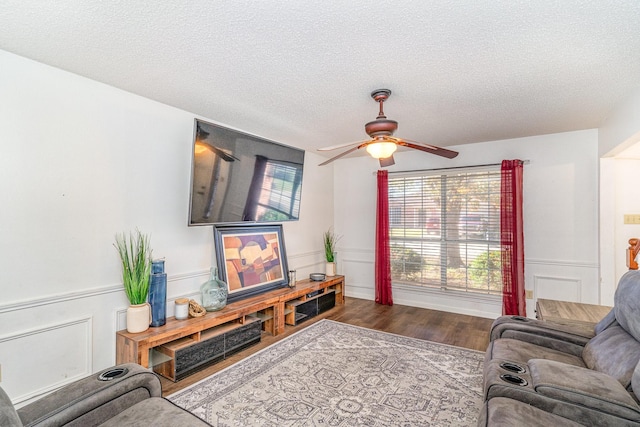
top-left (213, 224), bottom-right (289, 303)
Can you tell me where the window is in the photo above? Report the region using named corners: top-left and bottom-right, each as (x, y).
top-left (255, 161), bottom-right (302, 221)
top-left (388, 166), bottom-right (502, 295)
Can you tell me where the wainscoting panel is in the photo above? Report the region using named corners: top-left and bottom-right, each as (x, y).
top-left (526, 258), bottom-right (600, 318)
top-left (393, 284), bottom-right (502, 319)
top-left (533, 275), bottom-right (582, 302)
top-left (0, 268), bottom-right (223, 406)
top-left (339, 249), bottom-right (375, 300)
top-left (287, 250), bottom-right (325, 275)
top-left (115, 307), bottom-right (128, 333)
top-left (339, 248), bottom-right (600, 320)
top-left (0, 317), bottom-right (92, 405)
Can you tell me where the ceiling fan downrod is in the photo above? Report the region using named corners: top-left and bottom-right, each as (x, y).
top-left (371, 89), bottom-right (392, 119)
top-left (365, 89), bottom-right (398, 138)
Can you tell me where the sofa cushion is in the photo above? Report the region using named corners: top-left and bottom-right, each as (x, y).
top-left (478, 397), bottom-right (585, 427)
top-left (582, 325), bottom-right (640, 388)
top-left (486, 338), bottom-right (586, 368)
top-left (632, 359), bottom-right (640, 402)
top-left (99, 397), bottom-right (210, 427)
top-left (593, 308), bottom-right (617, 335)
top-left (0, 386), bottom-right (22, 427)
top-left (529, 358), bottom-right (640, 421)
top-left (614, 271), bottom-right (640, 341)
top-left (17, 366), bottom-right (161, 427)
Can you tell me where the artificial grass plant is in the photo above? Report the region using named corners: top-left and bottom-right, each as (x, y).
top-left (114, 229), bottom-right (153, 305)
top-left (323, 228), bottom-right (341, 263)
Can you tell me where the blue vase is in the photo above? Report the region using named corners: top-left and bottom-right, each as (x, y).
top-left (149, 259), bottom-right (167, 327)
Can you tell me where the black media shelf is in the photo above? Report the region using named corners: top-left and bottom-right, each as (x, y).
top-left (286, 290), bottom-right (336, 326)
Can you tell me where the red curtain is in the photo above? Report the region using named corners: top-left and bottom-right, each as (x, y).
top-left (501, 160), bottom-right (525, 316)
top-left (375, 170), bottom-right (393, 305)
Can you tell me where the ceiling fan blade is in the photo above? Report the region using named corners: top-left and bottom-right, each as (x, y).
top-left (207, 144), bottom-right (238, 162)
top-left (317, 140), bottom-right (368, 151)
top-left (379, 155), bottom-right (395, 168)
top-left (318, 143), bottom-right (366, 166)
top-left (398, 139), bottom-right (459, 159)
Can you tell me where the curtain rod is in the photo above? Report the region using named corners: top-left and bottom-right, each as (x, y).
top-left (383, 160), bottom-right (530, 175)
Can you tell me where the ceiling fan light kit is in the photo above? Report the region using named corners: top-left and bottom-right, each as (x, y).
top-left (318, 89), bottom-right (459, 166)
top-left (366, 140), bottom-right (397, 159)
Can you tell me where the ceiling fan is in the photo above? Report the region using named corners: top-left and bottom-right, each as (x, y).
top-left (318, 89), bottom-right (458, 167)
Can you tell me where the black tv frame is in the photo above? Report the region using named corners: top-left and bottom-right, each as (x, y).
top-left (188, 119), bottom-right (305, 226)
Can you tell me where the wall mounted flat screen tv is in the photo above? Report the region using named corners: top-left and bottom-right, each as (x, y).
top-left (189, 119), bottom-right (305, 226)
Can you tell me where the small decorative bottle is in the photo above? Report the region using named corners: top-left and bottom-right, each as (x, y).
top-left (201, 267), bottom-right (228, 311)
top-left (288, 270), bottom-right (296, 287)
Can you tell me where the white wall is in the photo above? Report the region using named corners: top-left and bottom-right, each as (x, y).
top-left (598, 89), bottom-right (640, 304)
top-left (333, 129), bottom-right (600, 319)
top-left (0, 50), bottom-right (333, 405)
top-left (599, 156), bottom-right (640, 305)
top-left (613, 159), bottom-right (640, 274)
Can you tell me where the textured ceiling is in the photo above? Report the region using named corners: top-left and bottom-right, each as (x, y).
top-left (2, 1), bottom-right (640, 159)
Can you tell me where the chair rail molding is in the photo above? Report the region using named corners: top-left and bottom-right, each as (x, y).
top-left (526, 258), bottom-right (599, 269)
top-left (0, 269), bottom-right (218, 314)
top-left (0, 285), bottom-right (123, 314)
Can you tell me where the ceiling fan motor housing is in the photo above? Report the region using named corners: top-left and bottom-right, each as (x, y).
top-left (365, 119), bottom-right (398, 137)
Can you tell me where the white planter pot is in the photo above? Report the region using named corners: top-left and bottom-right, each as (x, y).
top-left (126, 303), bottom-right (151, 333)
top-left (325, 262), bottom-right (336, 277)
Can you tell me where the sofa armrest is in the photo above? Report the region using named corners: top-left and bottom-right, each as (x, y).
top-left (0, 386), bottom-right (22, 427)
top-left (529, 358), bottom-right (640, 422)
top-left (17, 364), bottom-right (161, 427)
top-left (490, 316), bottom-right (593, 356)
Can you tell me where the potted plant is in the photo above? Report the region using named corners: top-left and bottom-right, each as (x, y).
top-left (323, 228), bottom-right (341, 276)
top-left (115, 229), bottom-right (153, 333)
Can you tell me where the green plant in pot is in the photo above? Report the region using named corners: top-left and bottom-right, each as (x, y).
top-left (323, 228), bottom-right (341, 277)
top-left (115, 229), bottom-right (153, 333)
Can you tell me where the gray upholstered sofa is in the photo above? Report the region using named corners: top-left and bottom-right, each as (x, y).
top-left (479, 270), bottom-right (640, 426)
top-left (0, 363), bottom-right (210, 427)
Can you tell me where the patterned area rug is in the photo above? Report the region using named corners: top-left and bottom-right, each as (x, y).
top-left (168, 319), bottom-right (485, 426)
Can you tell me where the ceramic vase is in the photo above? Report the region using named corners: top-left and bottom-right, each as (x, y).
top-left (325, 262), bottom-right (336, 277)
top-left (126, 303), bottom-right (151, 333)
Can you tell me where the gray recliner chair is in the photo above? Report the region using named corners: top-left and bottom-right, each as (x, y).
top-left (481, 270), bottom-right (640, 426)
top-left (0, 363), bottom-right (210, 427)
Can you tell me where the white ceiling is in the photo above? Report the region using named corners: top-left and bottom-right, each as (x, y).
top-left (2, 1), bottom-right (640, 159)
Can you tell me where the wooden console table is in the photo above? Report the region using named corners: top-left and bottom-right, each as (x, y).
top-left (116, 275), bottom-right (344, 369)
top-left (536, 298), bottom-right (612, 330)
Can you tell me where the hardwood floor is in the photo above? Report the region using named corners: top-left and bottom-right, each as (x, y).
top-left (161, 296), bottom-right (495, 396)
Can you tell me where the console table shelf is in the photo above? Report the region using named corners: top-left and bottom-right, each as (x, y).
top-left (116, 275), bottom-right (345, 374)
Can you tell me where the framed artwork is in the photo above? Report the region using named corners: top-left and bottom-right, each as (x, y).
top-left (213, 224), bottom-right (289, 303)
